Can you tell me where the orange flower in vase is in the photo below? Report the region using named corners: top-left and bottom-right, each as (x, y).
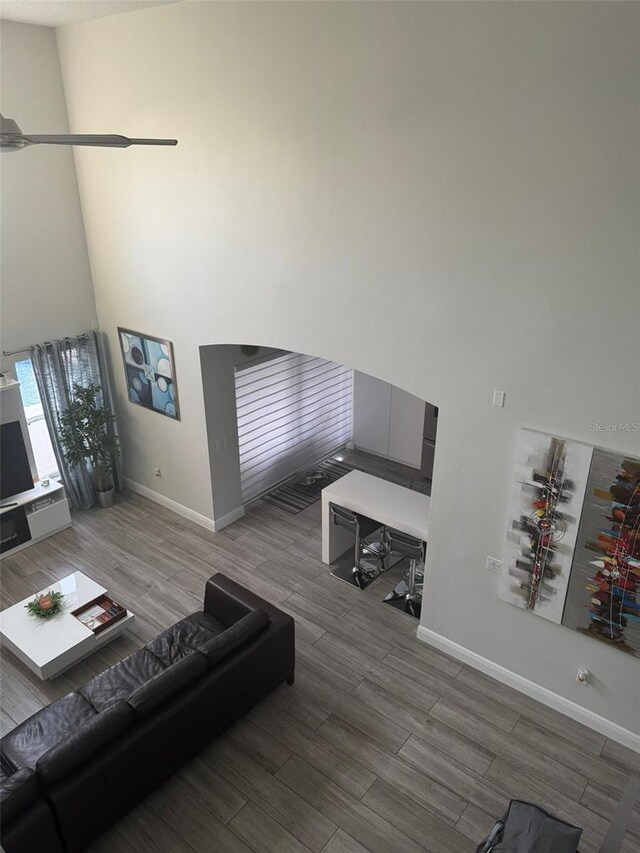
top-left (25, 589), bottom-right (65, 619)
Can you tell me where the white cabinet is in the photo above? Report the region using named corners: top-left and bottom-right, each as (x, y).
top-left (389, 387), bottom-right (425, 469)
top-left (352, 373), bottom-right (392, 458)
top-left (352, 372), bottom-right (425, 469)
top-left (26, 495), bottom-right (71, 541)
top-left (0, 481), bottom-right (71, 559)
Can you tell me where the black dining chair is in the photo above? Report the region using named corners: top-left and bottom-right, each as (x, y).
top-left (382, 527), bottom-right (425, 616)
top-left (329, 503), bottom-right (387, 589)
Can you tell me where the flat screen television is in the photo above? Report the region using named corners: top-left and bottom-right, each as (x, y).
top-left (1, 421), bottom-right (34, 501)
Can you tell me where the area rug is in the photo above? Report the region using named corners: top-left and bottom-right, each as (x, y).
top-left (262, 457), bottom-right (352, 514)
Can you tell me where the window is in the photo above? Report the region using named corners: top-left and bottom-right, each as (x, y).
top-left (14, 358), bottom-right (59, 480)
top-left (235, 352), bottom-right (353, 503)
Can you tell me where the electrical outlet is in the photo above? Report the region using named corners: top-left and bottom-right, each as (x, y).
top-left (486, 556), bottom-right (502, 574)
top-left (576, 668), bottom-right (590, 685)
top-left (154, 468), bottom-right (162, 478)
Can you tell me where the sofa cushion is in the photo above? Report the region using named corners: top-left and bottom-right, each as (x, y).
top-left (128, 653), bottom-right (207, 719)
top-left (198, 609), bottom-right (271, 667)
top-left (0, 767), bottom-right (39, 823)
top-left (0, 692), bottom-right (96, 772)
top-left (36, 701), bottom-right (133, 786)
top-left (145, 611), bottom-right (224, 666)
top-left (80, 649), bottom-right (165, 712)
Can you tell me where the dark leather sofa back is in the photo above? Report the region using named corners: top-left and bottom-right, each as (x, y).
top-left (128, 651), bottom-right (207, 719)
top-left (199, 608), bottom-right (270, 665)
top-left (36, 701), bottom-right (134, 786)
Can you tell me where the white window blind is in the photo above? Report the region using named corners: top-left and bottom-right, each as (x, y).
top-left (235, 353), bottom-right (353, 503)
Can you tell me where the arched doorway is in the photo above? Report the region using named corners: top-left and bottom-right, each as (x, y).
top-left (199, 342), bottom-right (438, 619)
top-left (199, 344), bottom-right (437, 528)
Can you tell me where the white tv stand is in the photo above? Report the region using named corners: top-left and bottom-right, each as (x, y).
top-left (0, 481), bottom-right (71, 558)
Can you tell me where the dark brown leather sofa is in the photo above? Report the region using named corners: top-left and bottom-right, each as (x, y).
top-left (0, 766), bottom-right (64, 853)
top-left (0, 573), bottom-right (295, 853)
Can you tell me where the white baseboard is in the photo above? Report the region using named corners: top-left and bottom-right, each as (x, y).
top-left (212, 506), bottom-right (245, 531)
top-left (416, 625), bottom-right (640, 754)
top-left (123, 478), bottom-right (216, 531)
top-left (124, 478), bottom-right (245, 533)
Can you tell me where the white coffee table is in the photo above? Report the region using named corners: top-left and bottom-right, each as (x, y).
top-left (0, 571), bottom-right (135, 679)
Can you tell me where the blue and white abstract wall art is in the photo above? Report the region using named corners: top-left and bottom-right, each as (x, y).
top-left (118, 328), bottom-right (180, 420)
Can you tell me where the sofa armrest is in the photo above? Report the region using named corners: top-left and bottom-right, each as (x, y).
top-left (0, 767), bottom-right (38, 824)
top-left (204, 573), bottom-right (284, 627)
top-left (36, 701), bottom-right (133, 786)
top-left (1, 768), bottom-right (65, 853)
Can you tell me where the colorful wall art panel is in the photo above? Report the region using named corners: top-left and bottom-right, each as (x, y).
top-left (562, 450), bottom-right (640, 656)
top-left (118, 328), bottom-right (180, 420)
top-left (499, 429), bottom-right (593, 624)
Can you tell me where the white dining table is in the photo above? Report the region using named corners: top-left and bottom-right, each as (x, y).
top-left (321, 470), bottom-right (430, 564)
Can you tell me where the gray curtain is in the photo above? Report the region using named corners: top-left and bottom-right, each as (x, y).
top-left (31, 331), bottom-right (122, 511)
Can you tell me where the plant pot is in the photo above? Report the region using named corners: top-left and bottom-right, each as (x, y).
top-left (96, 486), bottom-right (115, 508)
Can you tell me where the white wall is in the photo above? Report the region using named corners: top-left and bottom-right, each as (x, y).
top-left (0, 21), bottom-right (96, 363)
top-left (200, 344), bottom-right (282, 526)
top-left (55, 2), bottom-right (640, 734)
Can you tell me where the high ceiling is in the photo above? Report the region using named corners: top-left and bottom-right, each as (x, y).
top-left (0, 0), bottom-right (181, 28)
top-left (0, 0), bottom-right (545, 29)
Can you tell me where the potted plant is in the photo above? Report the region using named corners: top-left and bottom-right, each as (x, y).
top-left (25, 590), bottom-right (65, 619)
top-left (58, 383), bottom-right (121, 508)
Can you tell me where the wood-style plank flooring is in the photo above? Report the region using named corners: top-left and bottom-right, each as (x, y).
top-left (1, 491), bottom-right (638, 853)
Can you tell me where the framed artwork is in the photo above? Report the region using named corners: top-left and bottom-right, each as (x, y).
top-left (562, 449), bottom-right (640, 656)
top-left (499, 428), bottom-right (640, 656)
top-left (499, 428), bottom-right (593, 624)
top-left (117, 328), bottom-right (180, 420)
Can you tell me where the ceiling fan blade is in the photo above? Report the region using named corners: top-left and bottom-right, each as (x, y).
top-left (0, 118), bottom-right (177, 151)
top-left (23, 134), bottom-right (178, 148)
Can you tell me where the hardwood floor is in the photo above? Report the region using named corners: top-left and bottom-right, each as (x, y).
top-left (1, 490), bottom-right (638, 853)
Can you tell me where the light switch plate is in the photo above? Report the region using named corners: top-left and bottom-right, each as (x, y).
top-left (486, 556), bottom-right (502, 574)
top-left (493, 390), bottom-right (506, 408)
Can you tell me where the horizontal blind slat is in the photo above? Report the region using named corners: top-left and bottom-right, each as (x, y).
top-left (241, 432), bottom-right (351, 501)
top-left (235, 353), bottom-right (353, 503)
top-left (239, 412), bottom-right (353, 469)
top-left (238, 392), bottom-right (353, 439)
top-left (236, 366), bottom-right (352, 410)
